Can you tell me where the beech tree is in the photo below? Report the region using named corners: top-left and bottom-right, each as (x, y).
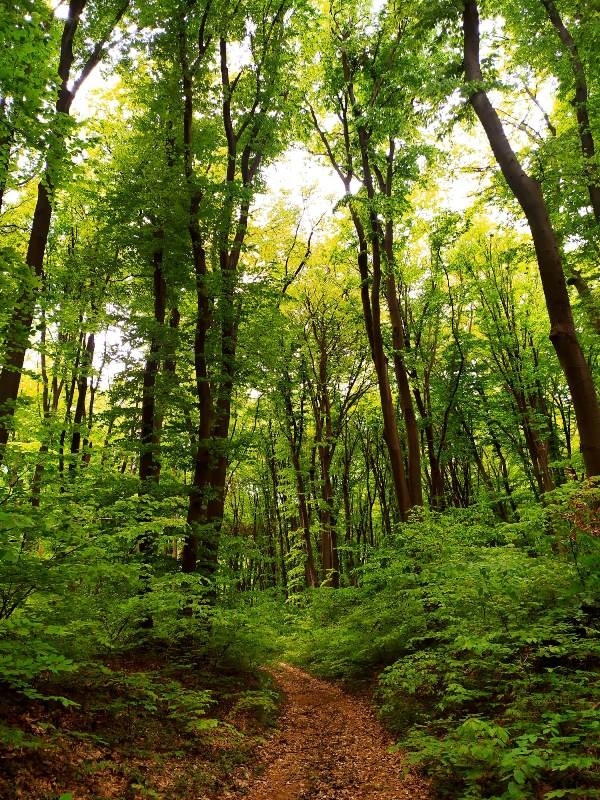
top-left (152, 0), bottom-right (303, 584)
top-left (462, 0), bottom-right (600, 477)
top-left (307, 0), bottom-right (427, 518)
top-left (0, 1), bottom-right (130, 462)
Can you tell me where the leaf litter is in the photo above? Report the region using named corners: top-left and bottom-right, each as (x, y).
top-left (225, 663), bottom-right (431, 800)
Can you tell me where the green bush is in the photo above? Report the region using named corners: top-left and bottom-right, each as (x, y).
top-left (284, 505), bottom-right (600, 799)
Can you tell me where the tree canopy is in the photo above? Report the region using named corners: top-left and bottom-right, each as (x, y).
top-left (1, 2), bottom-right (599, 799)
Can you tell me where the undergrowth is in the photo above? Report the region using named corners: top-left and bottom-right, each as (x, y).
top-left (2, 472), bottom-right (599, 799)
top-left (0, 480), bottom-right (283, 800)
top-left (282, 485), bottom-right (600, 800)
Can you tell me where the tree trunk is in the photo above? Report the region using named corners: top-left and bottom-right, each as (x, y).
top-left (69, 332), bottom-right (95, 468)
top-left (351, 211), bottom-right (412, 519)
top-left (413, 385), bottom-right (445, 510)
top-left (0, 183), bottom-right (52, 454)
top-left (0, 0), bottom-right (127, 461)
top-left (463, 0), bottom-right (600, 477)
top-left (0, 98), bottom-right (14, 214)
top-left (540, 0), bottom-right (600, 220)
top-left (280, 376), bottom-right (318, 588)
top-left (385, 269), bottom-right (422, 507)
top-left (139, 238), bottom-right (167, 484)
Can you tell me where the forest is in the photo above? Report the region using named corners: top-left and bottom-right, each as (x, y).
top-left (0, 0), bottom-right (599, 798)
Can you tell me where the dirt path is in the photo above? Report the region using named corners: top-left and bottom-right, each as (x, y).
top-left (227, 663), bottom-right (431, 800)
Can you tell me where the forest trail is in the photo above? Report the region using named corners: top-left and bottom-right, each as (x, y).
top-left (229, 663), bottom-right (430, 800)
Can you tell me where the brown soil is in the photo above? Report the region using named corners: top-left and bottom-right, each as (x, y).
top-left (1, 660), bottom-right (431, 800)
top-left (225, 663), bottom-right (431, 800)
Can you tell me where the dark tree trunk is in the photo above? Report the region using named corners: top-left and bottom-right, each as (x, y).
top-left (279, 374), bottom-right (318, 588)
top-left (464, 0), bottom-right (600, 477)
top-left (69, 332), bottom-right (95, 468)
top-left (540, 0), bottom-right (600, 220)
top-left (567, 270), bottom-right (600, 335)
top-left (413, 385), bottom-right (445, 510)
top-left (59, 330), bottom-right (84, 477)
top-left (0, 98), bottom-right (14, 215)
top-left (139, 239), bottom-right (167, 484)
top-left (316, 431), bottom-right (339, 588)
top-left (385, 269), bottom-right (422, 507)
top-left (266, 426), bottom-right (288, 591)
top-left (0, 0), bottom-right (128, 461)
top-left (0, 183), bottom-right (52, 454)
top-left (180, 25), bottom-right (273, 585)
top-left (379, 142), bottom-right (422, 507)
top-left (340, 429), bottom-right (356, 582)
top-left (350, 211), bottom-right (412, 519)
top-left (350, 111), bottom-right (415, 517)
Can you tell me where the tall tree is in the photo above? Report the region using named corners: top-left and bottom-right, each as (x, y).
top-left (0, 0), bottom-right (129, 461)
top-left (463, 0), bottom-right (600, 477)
top-left (308, 1), bottom-right (426, 517)
top-left (173, 0), bottom-right (299, 585)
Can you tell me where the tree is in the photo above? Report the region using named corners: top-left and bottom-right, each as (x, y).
top-left (307, 0), bottom-right (426, 518)
top-left (462, 0), bottom-right (600, 477)
top-left (167, 0), bottom-right (300, 586)
top-left (0, 0), bottom-right (129, 460)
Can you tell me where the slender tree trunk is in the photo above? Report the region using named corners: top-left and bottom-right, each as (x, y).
top-left (567, 270), bottom-right (600, 335)
top-left (266, 429), bottom-right (288, 591)
top-left (385, 268), bottom-right (422, 507)
top-left (340, 431), bottom-right (356, 582)
top-left (59, 330), bottom-right (84, 476)
top-left (351, 212), bottom-right (412, 518)
top-left (464, 0), bottom-right (600, 477)
top-left (413, 385), bottom-right (445, 510)
top-left (349, 109), bottom-right (414, 517)
top-left (540, 0), bottom-right (600, 220)
top-left (0, 98), bottom-right (14, 215)
top-left (81, 333), bottom-right (107, 465)
top-left (69, 332), bottom-right (94, 468)
top-left (31, 308), bottom-right (56, 507)
top-left (180, 214), bottom-right (215, 576)
top-left (139, 238), bottom-right (166, 484)
top-left (461, 419), bottom-right (509, 520)
top-left (317, 439), bottom-right (339, 588)
top-left (0, 0), bottom-right (128, 461)
top-left (152, 306), bottom-right (180, 481)
top-left (379, 142), bottom-right (422, 506)
top-left (279, 376), bottom-right (318, 588)
top-left (310, 86), bottom-right (413, 520)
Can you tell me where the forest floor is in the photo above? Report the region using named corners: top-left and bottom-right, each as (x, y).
top-left (0, 656), bottom-right (430, 799)
top-left (0, 649), bottom-right (275, 800)
top-left (225, 663), bottom-right (431, 800)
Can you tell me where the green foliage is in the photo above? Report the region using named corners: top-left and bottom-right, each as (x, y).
top-left (95, 668), bottom-right (217, 734)
top-left (284, 505), bottom-right (600, 799)
top-left (3, 2), bottom-right (600, 797)
top-left (0, 479), bottom-right (211, 705)
top-left (210, 589), bottom-right (290, 669)
top-left (229, 687), bottom-right (279, 726)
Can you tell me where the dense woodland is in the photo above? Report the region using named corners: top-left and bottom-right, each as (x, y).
top-left (1, 1), bottom-right (600, 798)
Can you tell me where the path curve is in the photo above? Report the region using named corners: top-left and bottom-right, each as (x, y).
top-left (229, 663), bottom-right (430, 800)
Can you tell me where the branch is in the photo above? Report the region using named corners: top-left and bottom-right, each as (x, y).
top-left (71, 1), bottom-right (130, 98)
top-left (307, 103), bottom-right (350, 188)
